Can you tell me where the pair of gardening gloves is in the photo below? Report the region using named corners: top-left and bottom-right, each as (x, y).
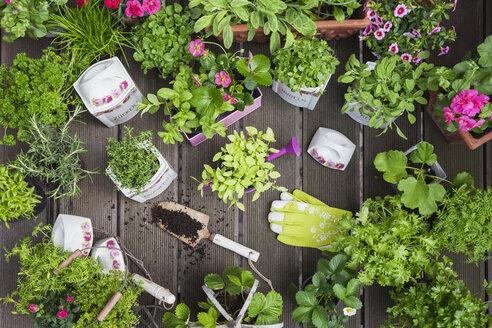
top-left (268, 190), bottom-right (350, 249)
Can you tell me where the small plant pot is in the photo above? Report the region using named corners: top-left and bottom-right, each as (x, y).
top-left (425, 91), bottom-right (492, 150)
top-left (106, 142), bottom-right (177, 203)
top-left (182, 88), bottom-right (262, 146)
top-left (272, 76), bottom-right (331, 110)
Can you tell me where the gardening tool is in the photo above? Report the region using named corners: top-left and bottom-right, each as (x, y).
top-left (154, 202), bottom-right (260, 262)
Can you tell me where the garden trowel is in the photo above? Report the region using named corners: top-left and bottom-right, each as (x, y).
top-left (154, 202), bottom-right (260, 262)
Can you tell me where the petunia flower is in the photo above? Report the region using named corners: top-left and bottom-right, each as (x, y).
top-left (438, 46), bottom-right (449, 56)
top-left (413, 57), bottom-right (422, 63)
top-left (215, 71), bottom-right (231, 88)
top-left (443, 107), bottom-right (455, 125)
top-left (363, 25), bottom-right (373, 36)
top-left (57, 309), bottom-right (68, 319)
top-left (189, 39), bottom-right (204, 57)
top-left (428, 26), bottom-right (441, 35)
top-left (125, 0), bottom-right (144, 18)
top-left (375, 15), bottom-right (383, 26)
top-left (400, 53), bottom-right (412, 62)
top-left (394, 4), bottom-right (409, 18)
top-left (412, 28), bottom-right (421, 38)
top-left (343, 307), bottom-right (357, 316)
top-left (367, 10), bottom-right (377, 20)
top-left (28, 304), bottom-right (39, 312)
top-left (374, 29), bottom-right (385, 40)
top-left (383, 21), bottom-right (392, 32)
top-left (388, 43), bottom-right (399, 54)
top-left (142, 0), bottom-right (160, 15)
top-left (66, 296), bottom-right (74, 303)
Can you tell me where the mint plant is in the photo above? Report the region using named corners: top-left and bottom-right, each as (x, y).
top-left (273, 37), bottom-right (339, 95)
top-left (290, 254), bottom-right (362, 328)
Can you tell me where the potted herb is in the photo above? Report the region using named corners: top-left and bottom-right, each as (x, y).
top-left (0, 165), bottom-right (43, 229)
top-left (10, 107), bottom-right (98, 200)
top-left (138, 41), bottom-right (272, 146)
top-left (1, 224), bottom-right (143, 327)
top-left (0, 48), bottom-right (84, 146)
top-left (0, 0), bottom-right (68, 42)
top-left (425, 35), bottom-right (492, 150)
top-left (163, 266), bottom-right (283, 327)
top-left (385, 257), bottom-right (492, 328)
top-left (290, 254), bottom-right (362, 328)
top-left (332, 195), bottom-right (440, 287)
top-left (338, 54), bottom-right (433, 139)
top-left (198, 127), bottom-right (286, 211)
top-left (272, 37), bottom-right (340, 110)
top-left (362, 0), bottom-right (456, 60)
top-left (106, 126), bottom-right (177, 203)
top-left (131, 3), bottom-right (194, 80)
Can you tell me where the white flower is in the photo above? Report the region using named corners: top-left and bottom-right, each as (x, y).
top-left (343, 307), bottom-right (356, 316)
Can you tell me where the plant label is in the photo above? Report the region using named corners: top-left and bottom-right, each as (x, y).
top-left (272, 76), bottom-right (331, 110)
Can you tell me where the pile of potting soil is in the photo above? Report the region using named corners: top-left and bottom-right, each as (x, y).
top-left (151, 205), bottom-right (203, 243)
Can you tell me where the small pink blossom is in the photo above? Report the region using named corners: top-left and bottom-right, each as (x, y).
top-left (76, 0), bottom-right (88, 7)
top-left (413, 57), bottom-right (422, 63)
top-left (57, 309), bottom-right (68, 319)
top-left (125, 0), bottom-right (144, 18)
top-left (403, 32), bottom-right (415, 39)
top-left (142, 0), bottom-right (160, 15)
top-left (84, 233), bottom-right (92, 242)
top-left (28, 304), bottom-right (38, 312)
top-left (401, 53), bottom-right (412, 62)
top-left (106, 240), bottom-right (116, 248)
top-left (5, 0), bottom-right (11, 4)
top-left (383, 21), bottom-right (392, 32)
top-left (93, 98), bottom-right (103, 106)
top-left (66, 296), bottom-right (74, 303)
top-left (367, 10), bottom-right (377, 19)
top-left (113, 260), bottom-right (121, 269)
top-left (438, 46), bottom-right (449, 56)
top-left (82, 223), bottom-right (90, 232)
top-left (110, 250), bottom-right (120, 258)
top-left (189, 39), bottom-right (205, 57)
top-left (120, 81), bottom-right (129, 90)
top-left (318, 157), bottom-right (326, 164)
top-left (457, 116), bottom-right (485, 131)
top-left (222, 94), bottom-right (237, 104)
top-left (375, 15), bottom-right (383, 25)
top-left (388, 43), bottom-right (399, 54)
top-left (428, 26), bottom-right (441, 35)
top-left (103, 95), bottom-right (112, 103)
top-left (335, 163), bottom-right (345, 169)
top-left (363, 25), bottom-right (373, 36)
top-left (215, 71), bottom-right (231, 88)
top-left (394, 4), bottom-right (409, 18)
top-left (83, 243), bottom-right (91, 249)
top-left (412, 29), bottom-right (421, 38)
top-left (112, 89), bottom-right (122, 97)
top-left (451, 90), bottom-right (489, 116)
top-left (311, 149), bottom-right (318, 158)
top-left (327, 161), bottom-right (335, 167)
top-left (374, 29), bottom-right (385, 40)
top-left (443, 107), bottom-right (455, 125)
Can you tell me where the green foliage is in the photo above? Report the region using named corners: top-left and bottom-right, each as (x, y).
top-left (374, 142), bottom-right (448, 215)
top-left (291, 254), bottom-right (362, 328)
top-left (310, 0), bottom-right (361, 23)
top-left (49, 0), bottom-right (133, 66)
top-left (333, 195), bottom-right (440, 287)
top-left (106, 126), bottom-right (160, 193)
top-left (1, 224), bottom-right (143, 328)
top-left (0, 165), bottom-right (40, 228)
top-left (0, 0), bottom-right (68, 42)
top-left (363, 0), bottom-right (456, 58)
top-left (0, 48), bottom-right (84, 146)
top-left (385, 257), bottom-right (491, 328)
top-left (10, 106), bottom-right (98, 200)
top-left (339, 54), bottom-right (433, 139)
top-left (198, 127), bottom-right (285, 211)
top-left (432, 185), bottom-right (492, 264)
top-left (31, 289), bottom-right (80, 328)
top-left (273, 37), bottom-right (339, 94)
top-left (132, 3), bottom-right (194, 80)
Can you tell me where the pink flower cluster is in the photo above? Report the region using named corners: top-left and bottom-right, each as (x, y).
top-left (443, 90), bottom-right (490, 131)
top-left (125, 0), bottom-right (160, 18)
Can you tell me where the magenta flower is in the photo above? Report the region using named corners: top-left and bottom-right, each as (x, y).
top-left (318, 157), bottom-right (326, 164)
top-left (84, 232), bottom-right (92, 242)
top-left (311, 149), bottom-right (318, 158)
top-left (189, 39), bottom-right (205, 57)
top-left (113, 260), bottom-right (121, 269)
top-left (375, 15), bottom-right (383, 25)
top-left (451, 90), bottom-right (489, 116)
top-left (363, 25), bottom-right (373, 36)
top-left (215, 71), bottom-right (231, 88)
top-left (400, 53), bottom-right (412, 62)
top-left (383, 21), bottom-right (392, 32)
top-left (125, 0), bottom-right (144, 18)
top-left (413, 57), bottom-right (422, 63)
top-left (222, 94), bottom-right (237, 104)
top-left (438, 46), bottom-right (450, 56)
top-left (28, 304), bottom-right (39, 312)
top-left (106, 240), bottom-right (116, 248)
top-left (82, 223), bottom-right (90, 232)
top-left (335, 163), bottom-right (345, 169)
top-left (57, 309), bottom-right (68, 319)
top-left (428, 26), bottom-right (441, 35)
top-left (457, 116), bottom-right (485, 131)
top-left (443, 107), bottom-right (455, 125)
top-left (83, 243), bottom-right (91, 249)
top-left (5, 0), bottom-right (11, 4)
top-left (103, 95), bottom-right (113, 103)
top-left (388, 43), bottom-right (399, 54)
top-left (120, 81), bottom-right (129, 90)
top-left (374, 29), bottom-right (385, 40)
top-left (327, 161), bottom-right (335, 167)
top-left (394, 4), bottom-right (409, 18)
top-left (142, 0), bottom-right (160, 15)
top-left (367, 10), bottom-right (377, 19)
top-left (66, 296), bottom-right (74, 304)
top-left (110, 250), bottom-right (120, 258)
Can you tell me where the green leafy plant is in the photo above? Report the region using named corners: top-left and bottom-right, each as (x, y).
top-left (0, 165), bottom-right (41, 229)
top-left (197, 127), bottom-right (285, 211)
top-left (333, 195), bottom-right (440, 287)
top-left (273, 37), bottom-right (339, 94)
top-left (31, 289), bottom-right (80, 328)
top-left (385, 257), bottom-right (492, 328)
top-left (338, 54), bottom-right (434, 139)
top-left (432, 185), bottom-right (492, 264)
top-left (163, 266), bottom-right (283, 327)
top-left (0, 0), bottom-right (68, 42)
top-left (310, 0), bottom-right (361, 23)
top-left (1, 224), bottom-right (143, 328)
top-left (138, 42), bottom-right (272, 144)
top-left (132, 3), bottom-right (194, 80)
top-left (106, 126), bottom-right (160, 193)
top-left (290, 254), bottom-right (362, 328)
top-left (10, 106), bottom-right (97, 200)
top-left (0, 48), bottom-right (84, 146)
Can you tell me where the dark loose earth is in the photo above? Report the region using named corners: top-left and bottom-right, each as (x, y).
top-left (151, 206), bottom-right (203, 243)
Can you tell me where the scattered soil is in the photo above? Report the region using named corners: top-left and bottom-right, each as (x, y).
top-left (407, 162), bottom-right (437, 183)
top-left (151, 206), bottom-right (204, 244)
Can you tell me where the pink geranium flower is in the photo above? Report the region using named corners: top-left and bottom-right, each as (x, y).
top-left (374, 29), bottom-right (385, 40)
top-left (28, 304), bottom-right (39, 312)
top-left (438, 46), bottom-right (450, 56)
top-left (222, 94), bottom-right (237, 104)
top-left (457, 116), bottom-right (485, 131)
top-left (189, 39), bottom-right (204, 57)
top-left (443, 107), bottom-right (454, 125)
top-left (451, 90), bottom-right (489, 116)
top-left (106, 240), bottom-right (116, 248)
top-left (66, 296), bottom-right (74, 303)
top-left (400, 53), bottom-right (412, 62)
top-left (383, 21), bottom-right (392, 32)
top-left (215, 71), bottom-right (231, 88)
top-left (428, 26), bottom-right (441, 35)
top-left (394, 4), bottom-right (409, 18)
top-left (57, 309), bottom-right (68, 319)
top-left (125, 0), bottom-right (144, 18)
top-left (388, 43), bottom-right (399, 54)
top-left (142, 0), bottom-right (160, 15)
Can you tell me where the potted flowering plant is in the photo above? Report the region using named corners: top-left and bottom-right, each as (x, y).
top-left (425, 34), bottom-right (492, 149)
top-left (138, 40), bottom-right (272, 146)
top-left (105, 0), bottom-right (162, 22)
top-left (362, 0), bottom-right (456, 60)
top-left (272, 37), bottom-right (340, 110)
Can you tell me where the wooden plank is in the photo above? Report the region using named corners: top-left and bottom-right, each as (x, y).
top-left (241, 42), bottom-right (301, 326)
top-left (302, 36), bottom-right (362, 328)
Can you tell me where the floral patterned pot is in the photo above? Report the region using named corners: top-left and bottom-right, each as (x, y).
top-left (272, 75), bottom-right (331, 110)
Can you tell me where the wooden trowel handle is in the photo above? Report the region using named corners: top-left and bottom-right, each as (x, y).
top-left (210, 234), bottom-right (260, 262)
top-left (97, 291), bottom-right (122, 321)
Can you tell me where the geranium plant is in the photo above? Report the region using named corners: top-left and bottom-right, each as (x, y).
top-left (138, 41), bottom-right (272, 144)
top-left (290, 254), bottom-right (362, 328)
top-left (197, 127), bottom-right (285, 211)
top-left (332, 195), bottom-right (440, 287)
top-left (104, 0), bottom-right (161, 20)
top-left (30, 290), bottom-right (81, 328)
top-left (273, 37), bottom-right (340, 95)
top-left (338, 54), bottom-right (433, 139)
top-left (362, 0), bottom-right (456, 60)
top-left (132, 3), bottom-right (193, 80)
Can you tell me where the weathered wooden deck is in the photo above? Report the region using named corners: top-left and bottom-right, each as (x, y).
top-left (1, 1), bottom-right (491, 327)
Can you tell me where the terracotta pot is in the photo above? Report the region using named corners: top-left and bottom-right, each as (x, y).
top-left (425, 91), bottom-right (492, 150)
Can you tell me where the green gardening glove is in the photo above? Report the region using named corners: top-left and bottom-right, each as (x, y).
top-left (268, 190), bottom-right (351, 249)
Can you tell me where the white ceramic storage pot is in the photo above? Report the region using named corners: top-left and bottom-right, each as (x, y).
top-left (74, 57), bottom-right (142, 127)
top-left (272, 74), bottom-right (331, 110)
top-left (52, 214), bottom-right (93, 256)
top-left (307, 127), bottom-right (356, 171)
top-left (106, 141), bottom-right (177, 203)
top-left (91, 237), bottom-right (126, 274)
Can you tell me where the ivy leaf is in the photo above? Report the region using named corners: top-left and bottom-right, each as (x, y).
top-left (374, 150), bottom-right (408, 184)
top-left (409, 142), bottom-right (437, 166)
